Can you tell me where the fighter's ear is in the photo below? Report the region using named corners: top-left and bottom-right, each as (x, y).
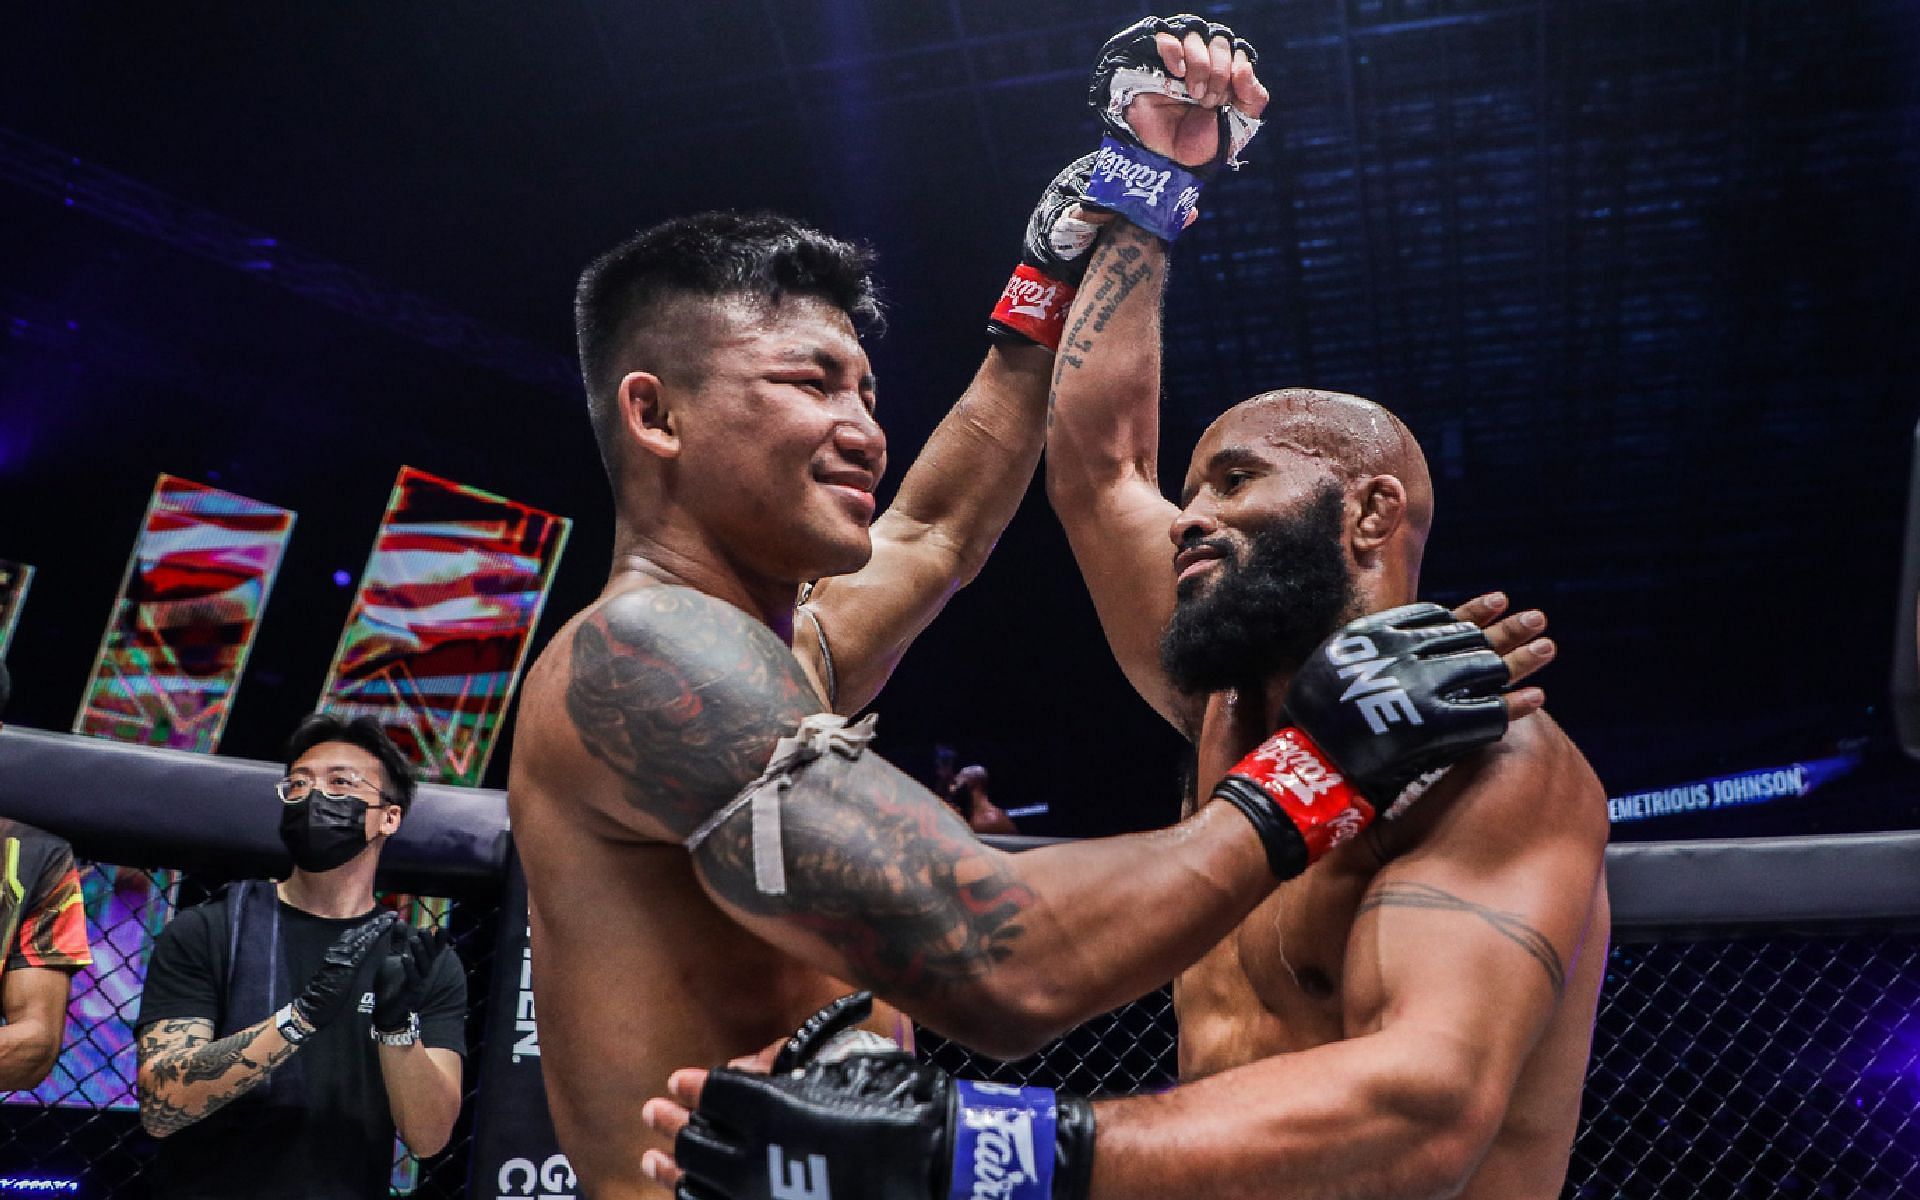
top-left (619, 370), bottom-right (681, 460)
top-left (1351, 474), bottom-right (1408, 553)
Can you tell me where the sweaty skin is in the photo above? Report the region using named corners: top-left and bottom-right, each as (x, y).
top-left (1044, 225), bottom-right (1609, 1199)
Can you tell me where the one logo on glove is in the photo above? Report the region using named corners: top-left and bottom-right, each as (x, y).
top-left (768, 1145), bottom-right (831, 1200)
top-left (1324, 634), bottom-right (1425, 736)
top-left (1000, 276), bottom-right (1064, 321)
top-left (1092, 145), bottom-right (1170, 207)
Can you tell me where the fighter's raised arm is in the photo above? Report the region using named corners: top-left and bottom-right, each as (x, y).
top-left (796, 338), bottom-right (1051, 715)
top-left (1045, 31), bottom-right (1548, 737)
top-left (1044, 26), bottom-right (1266, 733)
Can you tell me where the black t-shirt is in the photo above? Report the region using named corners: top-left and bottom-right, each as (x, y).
top-left (135, 892), bottom-right (467, 1200)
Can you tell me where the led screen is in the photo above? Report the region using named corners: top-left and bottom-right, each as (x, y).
top-left (73, 475), bottom-right (294, 752)
top-left (318, 467), bottom-right (569, 784)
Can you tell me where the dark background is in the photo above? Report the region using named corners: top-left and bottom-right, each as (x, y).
top-left (2, 0), bottom-right (1916, 840)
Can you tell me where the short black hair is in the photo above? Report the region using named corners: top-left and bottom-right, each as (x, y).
top-left (574, 211), bottom-right (883, 478)
top-left (284, 713), bottom-right (418, 810)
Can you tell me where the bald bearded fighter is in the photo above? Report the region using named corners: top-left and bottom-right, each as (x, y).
top-left (512, 17), bottom-right (1554, 1200)
top-left (644, 200), bottom-right (1606, 1200)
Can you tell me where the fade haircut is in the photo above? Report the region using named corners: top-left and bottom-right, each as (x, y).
top-left (284, 712), bottom-right (418, 811)
top-left (574, 211), bottom-right (884, 480)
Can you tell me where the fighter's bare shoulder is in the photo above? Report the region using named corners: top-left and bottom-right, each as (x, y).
top-left (1384, 711), bottom-right (1606, 861)
top-left (549, 584), bottom-right (818, 842)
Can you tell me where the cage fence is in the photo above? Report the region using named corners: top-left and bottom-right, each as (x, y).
top-left (0, 838), bottom-right (1915, 1198)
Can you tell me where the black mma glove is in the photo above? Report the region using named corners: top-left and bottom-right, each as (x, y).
top-left (280, 910), bottom-right (396, 1040)
top-left (675, 994), bottom-right (1096, 1200)
top-left (1210, 602), bottom-right (1510, 878)
top-left (370, 919), bottom-right (440, 1041)
top-left (986, 154), bottom-right (1101, 350)
top-left (988, 13), bottom-right (1266, 347)
top-left (1082, 13), bottom-right (1263, 242)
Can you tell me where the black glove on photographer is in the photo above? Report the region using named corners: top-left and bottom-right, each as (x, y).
top-left (371, 919), bottom-right (440, 1038)
top-left (285, 911), bottom-right (396, 1035)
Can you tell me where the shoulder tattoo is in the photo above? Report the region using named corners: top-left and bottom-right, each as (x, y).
top-left (565, 587), bottom-right (816, 840)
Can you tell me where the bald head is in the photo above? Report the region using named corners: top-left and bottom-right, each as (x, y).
top-left (1219, 388), bottom-right (1434, 538)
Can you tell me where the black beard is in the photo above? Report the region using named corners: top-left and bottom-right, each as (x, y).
top-left (1159, 483), bottom-right (1358, 696)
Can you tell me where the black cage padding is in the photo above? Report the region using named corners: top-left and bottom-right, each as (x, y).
top-left (0, 727), bottom-right (507, 891)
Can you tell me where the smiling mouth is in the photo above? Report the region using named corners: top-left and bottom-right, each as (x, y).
top-left (820, 480), bottom-right (876, 521)
top-left (1173, 546), bottom-right (1226, 583)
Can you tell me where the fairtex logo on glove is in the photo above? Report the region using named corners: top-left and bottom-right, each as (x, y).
top-left (949, 1082), bottom-right (1056, 1200)
top-left (1246, 730), bottom-right (1346, 808)
top-left (1083, 136), bottom-right (1205, 242)
top-left (1323, 633), bottom-right (1425, 736)
top-left (1091, 145), bottom-right (1170, 207)
top-left (999, 275), bottom-right (1065, 322)
top-left (1230, 727), bottom-right (1375, 862)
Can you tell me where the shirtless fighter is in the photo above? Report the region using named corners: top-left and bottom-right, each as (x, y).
top-left (512, 16), bottom-right (1554, 1199)
top-left (643, 39), bottom-right (1608, 1200)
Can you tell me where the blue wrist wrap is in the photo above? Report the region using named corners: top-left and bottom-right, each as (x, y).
top-left (948, 1080), bottom-right (1059, 1200)
top-left (1083, 135), bottom-right (1204, 242)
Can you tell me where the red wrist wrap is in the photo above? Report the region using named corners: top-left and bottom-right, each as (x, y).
top-left (1224, 728), bottom-right (1377, 865)
top-left (989, 263), bottom-right (1076, 350)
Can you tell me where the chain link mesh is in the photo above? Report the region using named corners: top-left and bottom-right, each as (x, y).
top-left (0, 864), bottom-right (497, 1197)
top-left (5, 865), bottom-right (1918, 1198)
top-left (920, 934), bottom-right (1920, 1199)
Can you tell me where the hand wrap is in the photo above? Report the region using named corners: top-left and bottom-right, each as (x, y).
top-left (1211, 602), bottom-right (1511, 878)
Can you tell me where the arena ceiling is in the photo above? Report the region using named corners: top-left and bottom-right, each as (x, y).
top-left (2, 1), bottom-right (1916, 835)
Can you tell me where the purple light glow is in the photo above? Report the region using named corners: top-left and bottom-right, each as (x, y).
top-left (332, 570), bottom-right (351, 587)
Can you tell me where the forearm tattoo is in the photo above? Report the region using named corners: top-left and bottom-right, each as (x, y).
top-left (1357, 882), bottom-right (1567, 997)
top-left (137, 1020), bottom-right (298, 1135)
top-left (696, 758), bottom-right (1036, 997)
top-left (565, 586), bottom-right (1035, 997)
top-left (1054, 223), bottom-right (1159, 380)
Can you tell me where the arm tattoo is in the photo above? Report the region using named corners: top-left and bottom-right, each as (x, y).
top-left (695, 757), bottom-right (1035, 1000)
top-left (137, 1021), bottom-right (298, 1135)
top-left (564, 588), bottom-right (1035, 996)
top-left (1049, 224), bottom-right (1161, 433)
top-left (565, 587), bottom-right (816, 839)
top-left (1357, 882), bottom-right (1567, 997)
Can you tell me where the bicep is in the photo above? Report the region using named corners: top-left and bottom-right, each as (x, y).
top-left (1052, 477), bottom-right (1188, 729)
top-left (1345, 754), bottom-right (1607, 1080)
top-left (1, 966), bottom-right (73, 1038)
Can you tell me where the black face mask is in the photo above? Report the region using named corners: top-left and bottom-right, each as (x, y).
top-left (279, 791), bottom-right (374, 873)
